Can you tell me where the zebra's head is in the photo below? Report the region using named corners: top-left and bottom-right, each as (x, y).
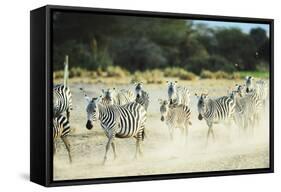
top-left (235, 84), bottom-right (245, 97)
top-left (159, 99), bottom-right (169, 122)
top-left (245, 76), bottom-right (254, 93)
top-left (195, 93), bottom-right (208, 120)
top-left (85, 97), bottom-right (101, 130)
top-left (135, 82), bottom-right (143, 99)
top-left (229, 90), bottom-right (239, 101)
top-left (102, 88), bottom-right (116, 105)
top-left (167, 81), bottom-right (177, 104)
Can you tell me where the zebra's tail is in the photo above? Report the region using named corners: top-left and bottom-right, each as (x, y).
top-left (64, 55), bottom-right (69, 87)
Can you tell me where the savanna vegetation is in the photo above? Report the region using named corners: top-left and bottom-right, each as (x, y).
top-left (53, 12), bottom-right (270, 83)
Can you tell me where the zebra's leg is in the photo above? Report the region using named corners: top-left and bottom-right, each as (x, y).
top-left (135, 132), bottom-right (144, 159)
top-left (111, 142), bottom-right (117, 160)
top-left (103, 137), bottom-right (113, 165)
top-left (66, 109), bottom-right (70, 121)
top-left (135, 139), bottom-right (143, 159)
top-left (134, 139), bottom-right (139, 159)
top-left (53, 142), bottom-right (56, 156)
top-left (168, 125), bottom-right (174, 141)
top-left (61, 136), bottom-right (72, 163)
top-left (184, 125), bottom-right (189, 146)
top-left (206, 121), bottom-right (214, 146)
top-left (210, 127), bottom-right (215, 141)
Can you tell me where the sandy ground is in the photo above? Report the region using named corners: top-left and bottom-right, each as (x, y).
top-left (53, 79), bottom-right (270, 180)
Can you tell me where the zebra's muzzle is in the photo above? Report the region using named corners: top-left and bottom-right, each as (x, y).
top-left (161, 116), bottom-right (165, 121)
top-left (198, 114), bottom-right (203, 120)
top-left (86, 120), bottom-right (93, 129)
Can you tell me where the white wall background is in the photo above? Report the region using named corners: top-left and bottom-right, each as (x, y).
top-left (0, 0), bottom-right (279, 190)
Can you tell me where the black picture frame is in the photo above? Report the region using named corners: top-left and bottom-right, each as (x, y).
top-left (30, 4), bottom-right (274, 187)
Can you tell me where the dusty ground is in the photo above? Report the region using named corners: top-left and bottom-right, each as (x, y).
top-left (53, 79), bottom-right (270, 180)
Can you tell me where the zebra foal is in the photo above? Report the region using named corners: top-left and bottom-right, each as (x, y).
top-left (159, 99), bottom-right (192, 143)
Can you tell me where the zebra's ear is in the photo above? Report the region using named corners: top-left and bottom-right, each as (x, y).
top-left (92, 97), bottom-right (101, 103)
top-left (245, 76), bottom-right (249, 80)
top-left (80, 88), bottom-right (91, 103)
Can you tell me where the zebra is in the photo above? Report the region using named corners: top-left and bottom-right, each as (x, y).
top-left (256, 80), bottom-right (268, 109)
top-left (167, 81), bottom-right (190, 106)
top-left (159, 99), bottom-right (191, 143)
top-left (53, 56), bottom-right (72, 120)
top-left (134, 82), bottom-right (150, 111)
top-left (234, 84), bottom-right (245, 97)
top-left (244, 76), bottom-right (267, 127)
top-left (245, 76), bottom-right (268, 97)
top-left (101, 88), bottom-right (135, 105)
top-left (245, 76), bottom-right (268, 103)
top-left (229, 90), bottom-right (250, 131)
top-left (53, 115), bottom-right (72, 163)
top-left (195, 93), bottom-right (235, 143)
top-left (82, 91), bottom-right (147, 164)
top-left (231, 82), bottom-right (264, 132)
top-left (53, 85), bottom-right (72, 119)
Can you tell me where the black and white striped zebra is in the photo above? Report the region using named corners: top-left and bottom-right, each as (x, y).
top-left (83, 93), bottom-right (147, 164)
top-left (245, 76), bottom-right (268, 102)
top-left (229, 90), bottom-right (248, 130)
top-left (134, 82), bottom-right (149, 111)
top-left (244, 76), bottom-right (267, 127)
top-left (196, 93), bottom-right (235, 142)
top-left (159, 99), bottom-right (191, 143)
top-left (53, 85), bottom-right (72, 119)
top-left (53, 57), bottom-right (72, 120)
top-left (101, 88), bottom-right (135, 105)
top-left (53, 115), bottom-right (72, 163)
top-left (167, 81), bottom-right (190, 106)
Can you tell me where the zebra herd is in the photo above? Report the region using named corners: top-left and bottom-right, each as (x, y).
top-left (53, 69), bottom-right (268, 164)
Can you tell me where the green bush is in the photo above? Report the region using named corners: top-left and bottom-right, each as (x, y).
top-left (200, 70), bottom-right (242, 80)
top-left (200, 70), bottom-right (216, 79)
top-left (231, 72), bottom-right (241, 80)
top-left (105, 66), bottom-right (130, 78)
top-left (145, 69), bottom-right (164, 84)
top-left (53, 70), bottom-right (64, 79)
top-left (131, 69), bottom-right (164, 84)
top-left (179, 71), bottom-right (197, 80)
top-left (69, 67), bottom-right (84, 78)
top-left (214, 71), bottom-right (229, 79)
top-left (164, 67), bottom-right (197, 80)
top-left (164, 67), bottom-right (182, 77)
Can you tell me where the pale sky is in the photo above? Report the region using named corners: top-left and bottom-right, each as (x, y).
top-left (193, 20), bottom-right (270, 36)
